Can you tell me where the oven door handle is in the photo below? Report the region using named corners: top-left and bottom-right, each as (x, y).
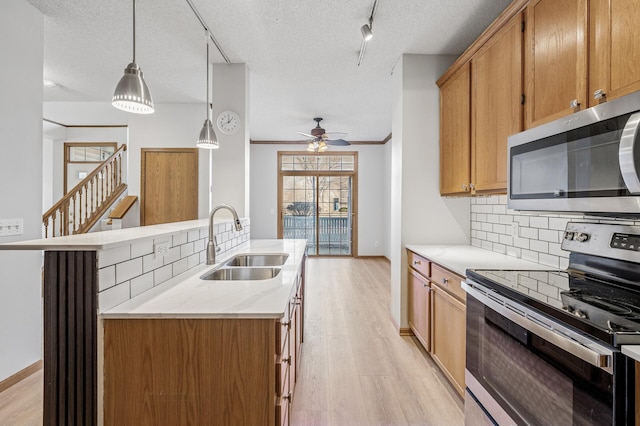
top-left (619, 111), bottom-right (640, 194)
top-left (464, 281), bottom-right (614, 374)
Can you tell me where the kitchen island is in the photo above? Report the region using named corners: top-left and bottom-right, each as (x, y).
top-left (0, 219), bottom-right (306, 426)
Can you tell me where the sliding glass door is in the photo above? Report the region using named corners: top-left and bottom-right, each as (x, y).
top-left (278, 152), bottom-right (357, 256)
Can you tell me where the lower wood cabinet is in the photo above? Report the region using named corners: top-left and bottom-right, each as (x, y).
top-left (407, 249), bottom-right (466, 397)
top-left (104, 263), bottom-right (305, 426)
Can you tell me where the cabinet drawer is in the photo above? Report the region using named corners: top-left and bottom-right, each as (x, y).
top-left (431, 264), bottom-right (466, 302)
top-left (407, 250), bottom-right (430, 278)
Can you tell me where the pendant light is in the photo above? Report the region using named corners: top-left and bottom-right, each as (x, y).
top-left (196, 33), bottom-right (219, 149)
top-left (112, 0), bottom-right (154, 114)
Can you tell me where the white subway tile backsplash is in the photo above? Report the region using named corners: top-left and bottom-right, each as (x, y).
top-left (131, 239), bottom-right (153, 258)
top-left (530, 240), bottom-right (549, 253)
top-left (499, 234), bottom-right (513, 246)
top-left (187, 253), bottom-right (200, 269)
top-left (154, 264), bottom-right (173, 286)
top-left (514, 237), bottom-right (530, 249)
top-left (115, 257), bottom-right (143, 284)
top-left (164, 247), bottom-right (181, 264)
top-left (492, 204), bottom-right (507, 215)
top-left (492, 243), bottom-right (506, 254)
top-left (521, 249), bottom-right (539, 263)
top-left (481, 240), bottom-right (492, 250)
top-left (549, 217), bottom-right (571, 231)
top-left (173, 232), bottom-right (188, 246)
top-left (143, 253), bottom-right (164, 273)
top-left (96, 221), bottom-right (250, 309)
top-left (98, 266), bottom-right (116, 292)
top-left (99, 282), bottom-right (130, 311)
top-left (519, 227), bottom-right (538, 239)
top-left (487, 233), bottom-right (499, 243)
top-left (493, 224), bottom-right (507, 235)
top-left (173, 258), bottom-right (188, 277)
top-left (539, 229), bottom-right (560, 243)
top-left (98, 245), bottom-right (131, 268)
top-left (188, 229), bottom-right (200, 242)
top-left (180, 242), bottom-right (194, 258)
top-left (529, 216), bottom-right (549, 229)
top-left (539, 253), bottom-right (560, 268)
top-left (506, 246), bottom-right (521, 258)
top-left (130, 272), bottom-right (153, 298)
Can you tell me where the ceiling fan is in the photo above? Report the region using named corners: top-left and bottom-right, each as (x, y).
top-left (297, 118), bottom-right (350, 151)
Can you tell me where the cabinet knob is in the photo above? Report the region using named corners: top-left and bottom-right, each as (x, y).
top-left (469, 183), bottom-right (475, 190)
top-left (570, 99), bottom-right (580, 109)
top-left (413, 260), bottom-right (421, 266)
top-left (442, 277), bottom-right (449, 285)
top-left (461, 184), bottom-right (468, 191)
top-left (282, 356), bottom-right (291, 364)
top-left (283, 392), bottom-right (292, 401)
top-left (282, 320), bottom-right (291, 329)
top-left (594, 89), bottom-right (606, 100)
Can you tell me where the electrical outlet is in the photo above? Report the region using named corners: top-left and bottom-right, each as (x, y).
top-left (0, 218), bottom-right (23, 237)
top-left (511, 222), bottom-right (519, 238)
top-left (154, 240), bottom-right (170, 259)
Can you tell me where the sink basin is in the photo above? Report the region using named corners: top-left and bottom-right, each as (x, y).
top-left (200, 267), bottom-right (281, 281)
top-left (224, 253), bottom-right (289, 267)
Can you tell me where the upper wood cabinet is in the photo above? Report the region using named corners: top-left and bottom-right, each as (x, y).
top-left (440, 62), bottom-right (471, 196)
top-left (471, 12), bottom-right (524, 193)
top-left (589, 0), bottom-right (640, 107)
top-left (524, 0), bottom-right (588, 129)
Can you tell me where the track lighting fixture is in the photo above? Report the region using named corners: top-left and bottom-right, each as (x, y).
top-left (357, 0), bottom-right (379, 67)
top-left (112, 0), bottom-right (154, 114)
top-left (361, 23), bottom-right (373, 41)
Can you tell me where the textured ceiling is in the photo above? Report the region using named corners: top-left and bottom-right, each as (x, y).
top-left (28, 0), bottom-right (511, 141)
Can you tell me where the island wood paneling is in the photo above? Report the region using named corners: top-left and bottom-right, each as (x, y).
top-left (103, 318), bottom-right (275, 426)
top-left (43, 251), bottom-right (97, 426)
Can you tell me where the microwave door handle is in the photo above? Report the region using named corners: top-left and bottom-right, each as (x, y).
top-left (619, 111), bottom-right (640, 194)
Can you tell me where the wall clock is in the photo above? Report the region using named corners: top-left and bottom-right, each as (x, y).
top-left (216, 110), bottom-right (240, 135)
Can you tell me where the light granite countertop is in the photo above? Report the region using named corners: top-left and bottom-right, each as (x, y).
top-left (101, 239), bottom-right (307, 319)
top-left (405, 244), bottom-right (554, 277)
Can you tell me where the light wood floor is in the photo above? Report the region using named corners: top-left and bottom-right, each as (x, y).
top-left (0, 257), bottom-right (463, 426)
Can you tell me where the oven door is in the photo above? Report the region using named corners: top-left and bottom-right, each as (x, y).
top-left (464, 281), bottom-right (634, 426)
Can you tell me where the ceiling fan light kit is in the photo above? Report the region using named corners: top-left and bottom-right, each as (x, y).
top-left (298, 117), bottom-right (350, 151)
top-left (112, 0), bottom-right (154, 114)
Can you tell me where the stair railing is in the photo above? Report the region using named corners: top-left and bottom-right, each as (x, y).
top-left (43, 144), bottom-right (128, 238)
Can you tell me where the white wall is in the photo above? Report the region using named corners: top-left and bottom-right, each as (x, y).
top-left (390, 54), bottom-right (471, 329)
top-left (249, 144), bottom-right (388, 256)
top-left (383, 139), bottom-right (392, 259)
top-left (0, 0), bottom-right (44, 381)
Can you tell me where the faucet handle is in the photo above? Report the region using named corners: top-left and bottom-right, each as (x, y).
top-left (214, 236), bottom-right (222, 253)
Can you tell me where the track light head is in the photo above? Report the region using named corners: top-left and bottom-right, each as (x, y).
top-left (361, 24), bottom-right (373, 41)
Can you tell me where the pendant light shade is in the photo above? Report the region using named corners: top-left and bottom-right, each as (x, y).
top-left (196, 34), bottom-right (219, 149)
top-left (197, 118), bottom-right (218, 149)
top-left (112, 0), bottom-right (154, 114)
top-left (112, 63), bottom-right (154, 114)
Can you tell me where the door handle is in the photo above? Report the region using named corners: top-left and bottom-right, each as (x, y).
top-left (619, 112), bottom-right (640, 194)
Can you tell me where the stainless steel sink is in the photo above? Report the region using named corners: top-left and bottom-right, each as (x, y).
top-left (200, 267), bottom-right (281, 281)
top-left (224, 253), bottom-right (289, 267)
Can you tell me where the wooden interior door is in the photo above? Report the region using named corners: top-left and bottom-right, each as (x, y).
top-left (141, 148), bottom-right (198, 226)
top-left (524, 0), bottom-right (588, 128)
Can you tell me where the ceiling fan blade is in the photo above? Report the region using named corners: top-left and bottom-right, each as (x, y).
top-left (324, 131), bottom-right (348, 139)
top-left (296, 131), bottom-right (315, 138)
top-left (326, 139), bottom-right (350, 146)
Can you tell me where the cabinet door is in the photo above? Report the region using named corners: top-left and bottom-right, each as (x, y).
top-left (472, 12), bottom-right (523, 193)
top-left (408, 268), bottom-right (430, 351)
top-left (431, 285), bottom-right (466, 396)
top-left (589, 0), bottom-right (640, 106)
top-left (440, 62), bottom-right (471, 195)
top-left (525, 0), bottom-right (588, 128)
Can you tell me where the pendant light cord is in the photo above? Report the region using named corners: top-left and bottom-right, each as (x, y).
top-left (132, 0), bottom-right (136, 63)
top-left (205, 35), bottom-right (210, 119)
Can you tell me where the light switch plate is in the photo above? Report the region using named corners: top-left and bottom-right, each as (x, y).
top-left (0, 218), bottom-right (23, 237)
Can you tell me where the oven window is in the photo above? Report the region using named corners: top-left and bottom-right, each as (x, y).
top-left (510, 113), bottom-right (631, 199)
top-left (466, 295), bottom-right (613, 425)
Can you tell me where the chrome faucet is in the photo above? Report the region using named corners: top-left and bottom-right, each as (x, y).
top-left (206, 204), bottom-right (243, 265)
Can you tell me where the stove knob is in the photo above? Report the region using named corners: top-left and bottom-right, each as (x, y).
top-left (574, 309), bottom-right (587, 318)
top-left (574, 232), bottom-right (589, 242)
top-left (564, 231), bottom-right (574, 240)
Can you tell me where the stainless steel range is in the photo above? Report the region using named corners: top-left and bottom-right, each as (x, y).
top-left (464, 222), bottom-right (640, 426)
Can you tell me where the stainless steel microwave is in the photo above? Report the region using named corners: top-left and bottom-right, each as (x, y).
top-left (508, 91), bottom-right (640, 216)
